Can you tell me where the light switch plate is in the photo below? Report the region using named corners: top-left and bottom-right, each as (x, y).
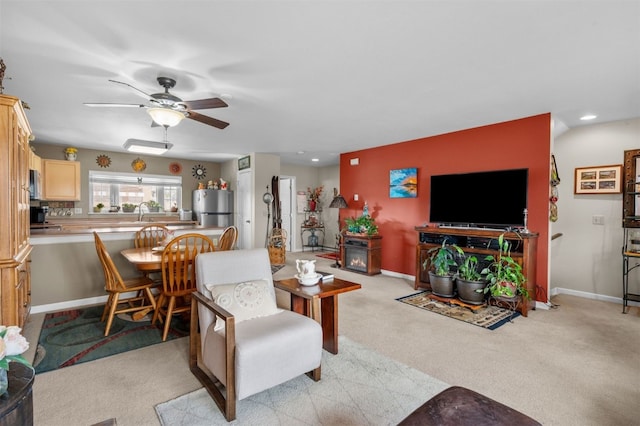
top-left (74, 208), bottom-right (82, 214)
top-left (592, 215), bottom-right (604, 225)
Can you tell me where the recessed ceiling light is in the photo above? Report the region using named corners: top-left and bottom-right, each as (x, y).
top-left (297, 151), bottom-right (305, 155)
top-left (311, 158), bottom-right (319, 162)
top-left (580, 114), bottom-right (597, 121)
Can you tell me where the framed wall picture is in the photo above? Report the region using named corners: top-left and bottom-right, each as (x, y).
top-left (390, 167), bottom-right (418, 198)
top-left (238, 155), bottom-right (250, 170)
top-left (574, 164), bottom-right (622, 194)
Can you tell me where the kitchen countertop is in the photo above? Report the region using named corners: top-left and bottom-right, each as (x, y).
top-left (29, 221), bottom-right (224, 244)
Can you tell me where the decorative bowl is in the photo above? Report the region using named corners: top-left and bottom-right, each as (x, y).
top-left (295, 273), bottom-right (322, 286)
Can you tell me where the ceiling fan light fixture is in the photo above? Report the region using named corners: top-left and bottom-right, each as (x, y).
top-left (147, 107), bottom-right (185, 127)
top-left (123, 139), bottom-right (173, 155)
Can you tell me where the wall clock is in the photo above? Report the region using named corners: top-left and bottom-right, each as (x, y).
top-left (169, 162), bottom-right (182, 175)
top-left (131, 158), bottom-right (146, 172)
top-left (192, 164), bottom-right (207, 179)
top-left (96, 154), bottom-right (111, 168)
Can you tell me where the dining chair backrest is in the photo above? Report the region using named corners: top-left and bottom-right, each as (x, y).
top-left (217, 226), bottom-right (238, 251)
top-left (135, 224), bottom-right (171, 248)
top-left (94, 231), bottom-right (127, 292)
top-left (161, 233), bottom-right (216, 297)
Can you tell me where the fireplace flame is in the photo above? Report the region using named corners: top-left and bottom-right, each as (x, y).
top-left (350, 257), bottom-right (366, 268)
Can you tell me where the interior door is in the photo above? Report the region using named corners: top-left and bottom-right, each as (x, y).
top-left (237, 170), bottom-right (253, 249)
top-left (279, 176), bottom-right (296, 252)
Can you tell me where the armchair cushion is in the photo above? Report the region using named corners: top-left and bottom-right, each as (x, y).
top-left (206, 279), bottom-right (281, 331)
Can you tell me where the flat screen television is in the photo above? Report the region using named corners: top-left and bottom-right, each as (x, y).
top-left (429, 168), bottom-right (528, 228)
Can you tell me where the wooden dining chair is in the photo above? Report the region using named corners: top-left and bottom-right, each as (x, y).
top-left (93, 232), bottom-right (157, 336)
top-left (134, 224), bottom-right (172, 249)
top-left (217, 225), bottom-right (238, 251)
top-left (152, 233), bottom-right (216, 341)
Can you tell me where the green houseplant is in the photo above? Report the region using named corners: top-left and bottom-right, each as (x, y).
top-left (147, 200), bottom-right (161, 212)
top-left (455, 253), bottom-right (488, 305)
top-left (481, 233), bottom-right (529, 300)
top-left (93, 203), bottom-right (104, 213)
top-left (422, 240), bottom-right (459, 297)
top-left (122, 203), bottom-right (136, 213)
top-left (344, 215), bottom-right (378, 236)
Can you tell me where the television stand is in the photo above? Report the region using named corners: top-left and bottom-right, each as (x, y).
top-left (414, 226), bottom-right (538, 316)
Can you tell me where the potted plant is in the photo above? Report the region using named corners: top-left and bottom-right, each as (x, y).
top-left (147, 200), bottom-right (161, 212)
top-left (93, 203), bottom-right (104, 213)
top-left (344, 215), bottom-right (378, 236)
top-left (481, 233), bottom-right (529, 300)
top-left (455, 253), bottom-right (488, 305)
top-left (122, 203), bottom-right (136, 213)
top-left (422, 239), bottom-right (458, 297)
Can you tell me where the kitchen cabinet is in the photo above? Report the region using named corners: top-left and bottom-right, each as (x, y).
top-left (42, 159), bottom-right (81, 200)
top-left (0, 95), bottom-right (33, 327)
top-left (28, 149), bottom-right (41, 173)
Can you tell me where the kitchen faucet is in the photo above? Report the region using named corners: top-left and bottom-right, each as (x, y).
top-left (137, 201), bottom-right (150, 222)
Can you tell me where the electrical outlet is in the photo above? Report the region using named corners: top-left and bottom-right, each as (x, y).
top-left (74, 208), bottom-right (82, 214)
top-left (592, 215), bottom-right (604, 225)
top-left (354, 194), bottom-right (359, 201)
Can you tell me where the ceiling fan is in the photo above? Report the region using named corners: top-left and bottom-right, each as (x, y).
top-left (84, 77), bottom-right (229, 129)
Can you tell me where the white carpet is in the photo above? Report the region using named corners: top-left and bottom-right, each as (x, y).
top-left (155, 336), bottom-right (449, 425)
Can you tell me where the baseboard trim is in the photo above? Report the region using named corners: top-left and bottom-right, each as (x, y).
top-left (551, 286), bottom-right (640, 307)
top-left (32, 295), bottom-right (111, 314)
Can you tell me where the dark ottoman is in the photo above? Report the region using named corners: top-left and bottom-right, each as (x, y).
top-left (398, 386), bottom-right (541, 426)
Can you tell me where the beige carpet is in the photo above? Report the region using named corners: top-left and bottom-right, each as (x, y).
top-left (155, 336), bottom-right (449, 425)
top-left (23, 250), bottom-right (640, 425)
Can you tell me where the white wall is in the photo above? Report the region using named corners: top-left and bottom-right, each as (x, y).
top-left (552, 118), bottom-right (640, 300)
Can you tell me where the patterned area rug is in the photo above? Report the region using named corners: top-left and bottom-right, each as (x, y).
top-left (155, 336), bottom-right (449, 425)
top-left (397, 291), bottom-right (520, 330)
top-left (33, 304), bottom-right (188, 374)
top-left (270, 264), bottom-right (285, 274)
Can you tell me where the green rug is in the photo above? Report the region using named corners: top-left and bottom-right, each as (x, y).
top-left (33, 304), bottom-right (188, 374)
top-left (396, 291), bottom-right (520, 330)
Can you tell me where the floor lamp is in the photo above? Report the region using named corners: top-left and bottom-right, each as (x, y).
top-left (329, 188), bottom-right (349, 268)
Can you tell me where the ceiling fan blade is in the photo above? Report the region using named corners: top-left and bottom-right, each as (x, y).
top-left (182, 98), bottom-right (228, 110)
top-left (84, 103), bottom-right (146, 108)
top-left (108, 79), bottom-right (152, 100)
top-left (187, 111), bottom-right (230, 129)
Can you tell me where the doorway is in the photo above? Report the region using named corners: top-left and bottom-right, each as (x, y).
top-left (278, 176), bottom-right (297, 252)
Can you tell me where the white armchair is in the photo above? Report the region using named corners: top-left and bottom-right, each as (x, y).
top-left (191, 248), bottom-right (322, 421)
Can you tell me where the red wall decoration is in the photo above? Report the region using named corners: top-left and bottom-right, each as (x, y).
top-left (339, 113), bottom-right (551, 300)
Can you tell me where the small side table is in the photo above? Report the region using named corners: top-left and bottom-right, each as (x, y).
top-left (0, 363), bottom-right (35, 426)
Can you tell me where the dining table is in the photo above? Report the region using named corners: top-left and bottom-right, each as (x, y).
top-left (120, 246), bottom-right (164, 320)
top-left (120, 246), bottom-right (164, 273)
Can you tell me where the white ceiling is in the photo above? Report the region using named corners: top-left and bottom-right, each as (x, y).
top-left (2, 1), bottom-right (639, 167)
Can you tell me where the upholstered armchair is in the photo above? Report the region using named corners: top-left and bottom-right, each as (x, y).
top-left (191, 248), bottom-right (322, 421)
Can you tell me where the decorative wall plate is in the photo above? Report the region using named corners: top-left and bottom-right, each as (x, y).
top-left (131, 157), bottom-right (146, 172)
top-left (169, 162), bottom-right (182, 175)
top-left (192, 164), bottom-right (207, 179)
top-left (96, 154), bottom-right (111, 168)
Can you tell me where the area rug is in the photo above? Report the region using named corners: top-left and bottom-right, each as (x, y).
top-left (396, 291), bottom-right (520, 330)
top-left (33, 304), bottom-right (188, 374)
top-left (270, 264), bottom-right (285, 274)
top-left (315, 251), bottom-right (338, 261)
top-left (155, 336), bottom-right (449, 425)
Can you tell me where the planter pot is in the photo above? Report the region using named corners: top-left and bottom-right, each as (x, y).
top-left (122, 207), bottom-right (135, 213)
top-left (428, 271), bottom-right (456, 298)
top-left (456, 277), bottom-right (488, 305)
top-left (490, 281), bottom-right (518, 299)
top-left (93, 207), bottom-right (102, 213)
top-left (149, 207), bottom-right (160, 212)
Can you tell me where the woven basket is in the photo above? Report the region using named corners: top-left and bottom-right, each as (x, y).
top-left (268, 228), bottom-right (287, 265)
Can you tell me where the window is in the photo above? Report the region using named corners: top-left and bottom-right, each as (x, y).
top-left (89, 171), bottom-right (182, 213)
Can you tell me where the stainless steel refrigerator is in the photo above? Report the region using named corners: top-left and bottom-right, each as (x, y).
top-left (192, 189), bottom-right (234, 227)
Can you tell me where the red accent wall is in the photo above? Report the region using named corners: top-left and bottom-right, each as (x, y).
top-left (339, 114), bottom-right (551, 299)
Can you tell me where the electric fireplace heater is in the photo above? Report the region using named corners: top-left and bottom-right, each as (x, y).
top-left (341, 235), bottom-right (382, 275)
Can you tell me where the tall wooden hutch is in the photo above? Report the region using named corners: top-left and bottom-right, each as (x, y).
top-left (0, 95), bottom-right (33, 327)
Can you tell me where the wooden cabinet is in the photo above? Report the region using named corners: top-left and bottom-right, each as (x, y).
top-left (0, 95), bottom-right (33, 327)
top-left (42, 159), bottom-right (81, 200)
top-left (28, 149), bottom-right (41, 173)
top-left (414, 227), bottom-right (538, 316)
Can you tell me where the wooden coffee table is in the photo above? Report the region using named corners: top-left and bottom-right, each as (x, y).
top-left (274, 277), bottom-right (361, 354)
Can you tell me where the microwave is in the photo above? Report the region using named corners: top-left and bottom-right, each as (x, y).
top-left (30, 206), bottom-right (48, 224)
top-left (29, 170), bottom-right (41, 200)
